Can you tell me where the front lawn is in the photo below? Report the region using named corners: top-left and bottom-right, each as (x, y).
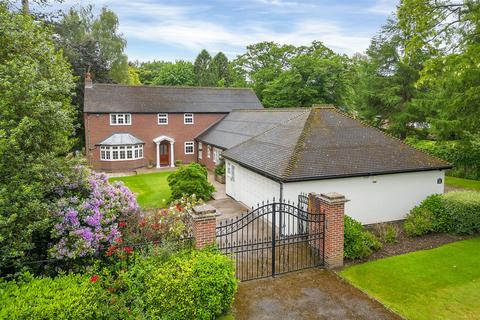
top-left (340, 238), bottom-right (480, 320)
top-left (109, 172), bottom-right (172, 209)
top-left (446, 176), bottom-right (480, 191)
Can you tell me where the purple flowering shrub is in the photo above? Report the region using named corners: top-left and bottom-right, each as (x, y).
top-left (50, 167), bottom-right (139, 259)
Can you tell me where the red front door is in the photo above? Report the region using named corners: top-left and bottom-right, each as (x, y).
top-left (159, 141), bottom-right (169, 166)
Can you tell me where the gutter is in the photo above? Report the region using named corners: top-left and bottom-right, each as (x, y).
top-left (222, 154), bottom-right (452, 184)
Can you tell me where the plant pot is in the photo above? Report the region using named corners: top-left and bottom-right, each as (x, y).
top-left (215, 173), bottom-right (225, 184)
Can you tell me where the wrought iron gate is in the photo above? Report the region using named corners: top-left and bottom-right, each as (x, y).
top-left (216, 196), bottom-right (325, 281)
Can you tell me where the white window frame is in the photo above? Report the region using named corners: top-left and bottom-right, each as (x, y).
top-left (110, 113), bottom-right (131, 125)
top-left (158, 113), bottom-right (168, 125)
top-left (184, 141), bottom-right (194, 155)
top-left (184, 113), bottom-right (194, 125)
top-left (198, 142), bottom-right (203, 160)
top-left (207, 145), bottom-right (211, 158)
top-left (213, 149), bottom-right (218, 164)
top-left (100, 144), bottom-right (143, 161)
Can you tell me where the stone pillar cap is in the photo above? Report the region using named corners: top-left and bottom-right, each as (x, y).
top-left (319, 192), bottom-right (349, 204)
top-left (190, 204), bottom-right (220, 219)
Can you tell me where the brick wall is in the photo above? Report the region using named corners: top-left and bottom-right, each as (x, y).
top-left (84, 113), bottom-right (225, 171)
top-left (308, 192), bottom-right (347, 268)
top-left (197, 143), bottom-right (223, 171)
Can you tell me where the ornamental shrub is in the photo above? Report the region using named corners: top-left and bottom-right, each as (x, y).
top-left (167, 163), bottom-right (215, 201)
top-left (344, 215), bottom-right (382, 259)
top-left (0, 273), bottom-right (108, 319)
top-left (143, 247), bottom-right (237, 320)
top-left (443, 191), bottom-right (480, 234)
top-left (403, 207), bottom-right (435, 236)
top-left (50, 166), bottom-right (139, 260)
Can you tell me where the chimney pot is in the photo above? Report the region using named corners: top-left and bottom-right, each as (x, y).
top-left (85, 72), bottom-right (93, 88)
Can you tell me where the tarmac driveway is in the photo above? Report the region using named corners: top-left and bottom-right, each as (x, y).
top-left (232, 268), bottom-right (401, 320)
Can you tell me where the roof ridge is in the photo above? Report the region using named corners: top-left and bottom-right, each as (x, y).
top-left (222, 108), bottom-right (312, 155)
top-left (232, 108), bottom-right (310, 112)
top-left (281, 109), bottom-right (316, 179)
top-left (92, 83), bottom-right (254, 90)
top-left (328, 108), bottom-right (451, 167)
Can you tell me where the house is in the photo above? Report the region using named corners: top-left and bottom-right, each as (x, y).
top-left (197, 107), bottom-right (451, 224)
top-left (83, 76), bottom-right (263, 171)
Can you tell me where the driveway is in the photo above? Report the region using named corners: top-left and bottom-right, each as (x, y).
top-left (232, 268), bottom-right (401, 320)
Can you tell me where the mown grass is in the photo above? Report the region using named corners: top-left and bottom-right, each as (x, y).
top-left (446, 176), bottom-right (480, 192)
top-left (340, 238), bottom-right (480, 320)
top-left (109, 172), bottom-right (172, 209)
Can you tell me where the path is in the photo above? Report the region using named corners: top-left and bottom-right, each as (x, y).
top-left (232, 268), bottom-right (401, 320)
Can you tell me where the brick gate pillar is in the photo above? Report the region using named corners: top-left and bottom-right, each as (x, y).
top-left (308, 192), bottom-right (348, 268)
top-left (189, 204), bottom-right (219, 249)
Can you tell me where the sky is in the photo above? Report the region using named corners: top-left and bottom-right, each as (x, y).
top-left (41, 0), bottom-right (398, 62)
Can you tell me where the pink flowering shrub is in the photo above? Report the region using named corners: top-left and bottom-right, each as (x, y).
top-left (122, 194), bottom-right (198, 244)
top-left (50, 167), bottom-right (139, 259)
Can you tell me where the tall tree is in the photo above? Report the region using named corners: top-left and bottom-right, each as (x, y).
top-left (348, 18), bottom-right (428, 138)
top-left (397, 0), bottom-right (480, 138)
top-left (151, 61), bottom-right (195, 86)
top-left (54, 6), bottom-right (129, 147)
top-left (0, 4), bottom-right (77, 273)
top-left (194, 49), bottom-right (213, 86)
top-left (211, 52), bottom-right (231, 86)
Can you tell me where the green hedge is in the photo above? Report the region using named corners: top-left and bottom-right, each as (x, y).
top-left (406, 137), bottom-right (480, 180)
top-left (404, 192), bottom-right (480, 236)
top-left (443, 192), bottom-right (480, 234)
top-left (143, 247), bottom-right (237, 320)
top-left (344, 215), bottom-right (382, 259)
top-left (0, 273), bottom-right (107, 319)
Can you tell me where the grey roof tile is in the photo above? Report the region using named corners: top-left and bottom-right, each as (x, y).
top-left (222, 107), bottom-right (451, 181)
top-left (84, 84), bottom-right (263, 113)
top-left (196, 109), bottom-right (308, 149)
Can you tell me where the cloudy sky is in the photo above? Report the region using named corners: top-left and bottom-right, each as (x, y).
top-left (47, 0), bottom-right (398, 62)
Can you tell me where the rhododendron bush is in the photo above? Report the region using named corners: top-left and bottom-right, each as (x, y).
top-left (50, 167), bottom-right (139, 259)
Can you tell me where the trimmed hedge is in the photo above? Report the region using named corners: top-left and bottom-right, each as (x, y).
top-left (344, 215), bottom-right (382, 259)
top-left (443, 192), bottom-right (480, 234)
top-left (404, 191), bottom-right (480, 236)
top-left (144, 247), bottom-right (237, 320)
top-left (0, 273), bottom-right (107, 319)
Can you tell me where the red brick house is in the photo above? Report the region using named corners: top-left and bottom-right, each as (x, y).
top-left (83, 77), bottom-right (263, 171)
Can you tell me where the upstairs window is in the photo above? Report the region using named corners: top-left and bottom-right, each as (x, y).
top-left (158, 113), bottom-right (168, 125)
top-left (198, 142), bottom-right (203, 160)
top-left (184, 141), bottom-right (194, 154)
top-left (110, 113), bottom-right (131, 125)
top-left (207, 145), bottom-right (211, 158)
top-left (184, 113), bottom-right (194, 125)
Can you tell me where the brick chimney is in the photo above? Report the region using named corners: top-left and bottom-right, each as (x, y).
top-left (85, 72), bottom-right (93, 88)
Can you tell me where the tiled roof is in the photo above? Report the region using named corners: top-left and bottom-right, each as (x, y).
top-left (195, 109), bottom-right (308, 149)
top-left (84, 84), bottom-right (263, 113)
top-left (222, 107), bottom-right (451, 181)
top-left (98, 133), bottom-right (144, 146)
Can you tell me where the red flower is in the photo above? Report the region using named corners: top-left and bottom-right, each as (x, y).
top-left (176, 204), bottom-right (183, 212)
top-left (106, 245), bottom-right (117, 257)
top-left (124, 246), bottom-right (134, 254)
top-left (90, 275), bottom-right (99, 283)
top-left (119, 221), bottom-right (127, 228)
top-left (115, 237), bottom-right (123, 243)
top-left (139, 219), bottom-right (146, 227)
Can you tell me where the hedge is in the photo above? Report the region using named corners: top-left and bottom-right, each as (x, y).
top-left (404, 191), bottom-right (480, 236)
top-left (143, 247), bottom-right (237, 320)
top-left (0, 273), bottom-right (107, 319)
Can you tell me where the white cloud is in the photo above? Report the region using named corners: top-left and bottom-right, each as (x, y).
top-left (114, 1), bottom-right (371, 60)
top-left (367, 0), bottom-right (397, 15)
